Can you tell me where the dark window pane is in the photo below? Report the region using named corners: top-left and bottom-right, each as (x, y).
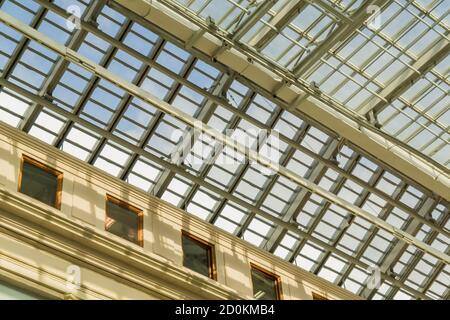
top-left (20, 161), bottom-right (59, 208)
top-left (105, 199), bottom-right (141, 245)
top-left (251, 267), bottom-right (279, 300)
top-left (312, 292), bottom-right (328, 300)
top-left (182, 234), bottom-right (212, 278)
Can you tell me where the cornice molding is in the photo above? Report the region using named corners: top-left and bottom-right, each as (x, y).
top-left (0, 123), bottom-right (361, 300)
top-left (0, 187), bottom-right (245, 300)
top-left (0, 249), bottom-right (111, 300)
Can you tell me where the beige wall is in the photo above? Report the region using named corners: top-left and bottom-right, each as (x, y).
top-left (0, 123), bottom-right (361, 300)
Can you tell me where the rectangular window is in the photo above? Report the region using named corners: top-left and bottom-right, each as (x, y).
top-left (18, 155), bottom-right (63, 209)
top-left (312, 292), bottom-right (328, 300)
top-left (181, 231), bottom-right (216, 280)
top-left (105, 195), bottom-right (143, 246)
top-left (251, 264), bottom-right (282, 300)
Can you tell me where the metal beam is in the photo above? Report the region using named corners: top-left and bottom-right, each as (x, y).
top-left (112, 0), bottom-right (450, 202)
top-left (85, 37), bottom-right (162, 168)
top-left (151, 72), bottom-right (234, 197)
top-left (292, 0), bottom-right (389, 77)
top-left (265, 139), bottom-right (340, 252)
top-left (19, 0), bottom-right (107, 133)
top-left (304, 0), bottom-right (352, 24)
top-left (179, 88), bottom-right (257, 221)
top-left (232, 108), bottom-right (301, 239)
top-left (119, 43), bottom-right (194, 186)
top-left (288, 147), bottom-right (384, 267)
top-left (248, 0), bottom-right (306, 50)
top-left (0, 74), bottom-right (438, 300)
top-left (0, 4), bottom-right (47, 89)
top-left (359, 198), bottom-right (436, 299)
top-left (231, 0), bottom-right (276, 42)
top-left (37, 0), bottom-right (449, 221)
top-left (357, 39), bottom-right (450, 116)
top-left (336, 180), bottom-right (408, 295)
top-left (386, 217), bottom-right (449, 300)
top-left (1, 9), bottom-right (447, 264)
top-left (0, 77), bottom-right (404, 287)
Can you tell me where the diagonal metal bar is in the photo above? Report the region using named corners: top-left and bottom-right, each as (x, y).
top-left (150, 69), bottom-right (233, 198)
top-left (231, 0), bottom-right (276, 42)
top-left (0, 75), bottom-right (435, 300)
top-left (0, 11), bottom-right (450, 263)
top-left (85, 41), bottom-right (164, 168)
top-left (112, 0), bottom-right (450, 199)
top-left (53, 20), bottom-right (134, 150)
top-left (287, 147), bottom-right (377, 266)
top-left (117, 38), bottom-right (184, 182)
top-left (265, 138), bottom-right (340, 253)
top-left (176, 89), bottom-right (257, 213)
top-left (0, 3), bottom-right (46, 85)
top-left (385, 202), bottom-right (449, 299)
top-left (19, 0), bottom-right (107, 133)
top-left (1, 8), bottom-right (447, 264)
top-left (358, 39), bottom-right (450, 116)
top-left (231, 109), bottom-right (305, 239)
top-left (386, 216), bottom-right (449, 300)
top-left (305, 0), bottom-right (352, 24)
top-left (333, 181), bottom-right (412, 297)
top-left (359, 198), bottom-right (437, 299)
top-left (292, 0), bottom-right (390, 77)
top-left (248, 0), bottom-right (306, 50)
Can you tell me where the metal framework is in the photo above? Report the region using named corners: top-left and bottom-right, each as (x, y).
top-left (0, 0), bottom-right (448, 300)
top-left (149, 0), bottom-right (450, 174)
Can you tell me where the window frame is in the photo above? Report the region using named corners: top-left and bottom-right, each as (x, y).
top-left (250, 263), bottom-right (283, 300)
top-left (312, 292), bottom-right (329, 300)
top-left (181, 231), bottom-right (217, 280)
top-left (18, 155), bottom-right (63, 210)
top-left (105, 194), bottom-right (144, 247)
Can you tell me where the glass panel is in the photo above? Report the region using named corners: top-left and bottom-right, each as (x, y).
top-left (182, 234), bottom-right (212, 278)
top-left (251, 267), bottom-right (279, 300)
top-left (0, 0), bottom-right (447, 300)
top-left (20, 160), bottom-right (59, 208)
top-left (105, 199), bottom-right (141, 245)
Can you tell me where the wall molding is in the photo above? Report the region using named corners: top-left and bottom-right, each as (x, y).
top-left (0, 187), bottom-right (244, 300)
top-left (0, 122), bottom-right (360, 300)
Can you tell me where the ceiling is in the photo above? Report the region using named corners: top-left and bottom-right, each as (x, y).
top-left (0, 0), bottom-right (448, 299)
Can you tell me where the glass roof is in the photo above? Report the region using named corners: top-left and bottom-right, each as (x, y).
top-left (168, 0), bottom-right (450, 170)
top-left (0, 0), bottom-right (448, 300)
